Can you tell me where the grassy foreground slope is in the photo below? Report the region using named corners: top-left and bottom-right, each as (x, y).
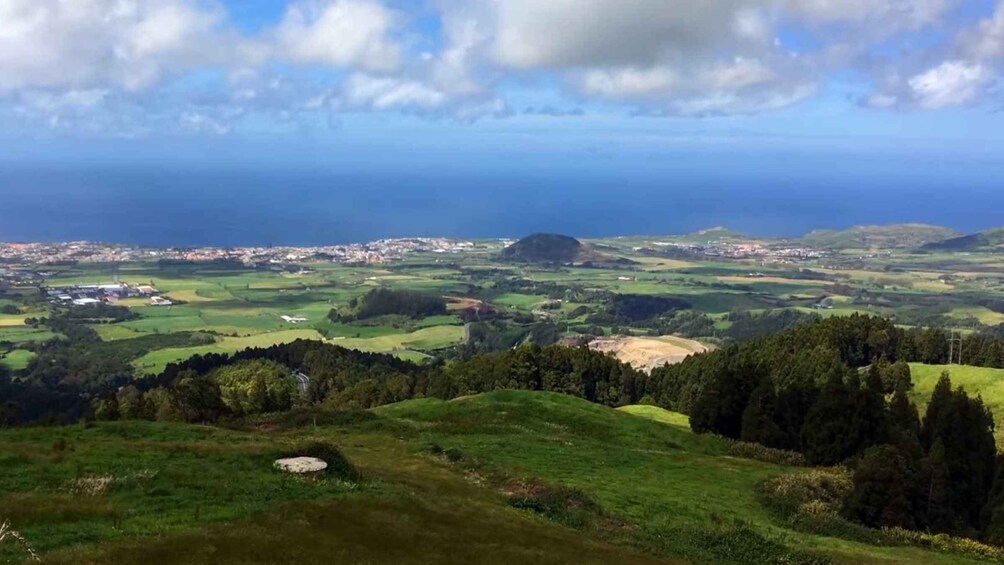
top-left (0, 392), bottom-right (983, 564)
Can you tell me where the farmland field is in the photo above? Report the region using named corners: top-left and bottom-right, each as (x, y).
top-left (7, 231), bottom-right (1004, 389)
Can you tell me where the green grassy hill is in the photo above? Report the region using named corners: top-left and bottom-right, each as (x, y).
top-left (909, 363), bottom-right (1004, 442)
top-left (922, 228), bottom-right (1004, 252)
top-left (802, 224), bottom-right (960, 249)
top-left (1, 391), bottom-right (987, 564)
top-left (498, 233), bottom-right (621, 264)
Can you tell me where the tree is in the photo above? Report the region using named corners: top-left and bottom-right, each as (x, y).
top-left (801, 368), bottom-right (858, 465)
top-left (740, 380), bottom-right (785, 448)
top-left (171, 370), bottom-right (227, 423)
top-left (920, 372), bottom-right (953, 451)
top-left (116, 385), bottom-right (150, 420)
top-left (887, 382), bottom-right (922, 459)
top-left (850, 365), bottom-right (889, 450)
top-left (213, 360), bottom-right (297, 416)
top-left (919, 374), bottom-right (997, 533)
top-left (924, 439), bottom-right (953, 533)
top-left (982, 455), bottom-right (1004, 546)
top-left (845, 445), bottom-right (915, 529)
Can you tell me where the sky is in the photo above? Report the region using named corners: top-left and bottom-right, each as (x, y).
top-left (2, 0), bottom-right (1004, 174)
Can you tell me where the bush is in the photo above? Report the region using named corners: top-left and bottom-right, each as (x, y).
top-left (883, 528), bottom-right (1004, 562)
top-left (279, 442), bottom-right (360, 482)
top-left (689, 520), bottom-right (832, 565)
top-left (727, 440), bottom-right (806, 466)
top-left (756, 468), bottom-right (852, 521)
top-left (506, 480), bottom-right (601, 529)
top-left (429, 444), bottom-right (466, 463)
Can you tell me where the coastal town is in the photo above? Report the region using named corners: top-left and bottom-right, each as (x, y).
top-left (0, 238), bottom-right (504, 268)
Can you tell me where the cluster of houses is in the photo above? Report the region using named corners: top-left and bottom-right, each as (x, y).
top-left (45, 283), bottom-right (172, 307)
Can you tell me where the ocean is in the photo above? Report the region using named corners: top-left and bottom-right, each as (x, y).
top-left (2, 166), bottom-right (1003, 246)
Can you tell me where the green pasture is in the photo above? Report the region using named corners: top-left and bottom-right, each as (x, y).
top-left (909, 363), bottom-right (1004, 443)
top-left (332, 325), bottom-right (465, 353)
top-left (0, 349), bottom-right (36, 370)
top-left (0, 327), bottom-right (60, 343)
top-left (132, 329), bottom-right (325, 374)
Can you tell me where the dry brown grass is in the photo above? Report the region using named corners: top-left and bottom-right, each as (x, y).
top-left (0, 519), bottom-right (40, 562)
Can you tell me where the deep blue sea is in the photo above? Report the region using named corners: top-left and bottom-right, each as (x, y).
top-left (2, 166), bottom-right (1003, 246)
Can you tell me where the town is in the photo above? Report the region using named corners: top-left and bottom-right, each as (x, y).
top-left (0, 238), bottom-right (504, 268)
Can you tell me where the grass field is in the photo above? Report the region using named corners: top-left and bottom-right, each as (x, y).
top-left (16, 239), bottom-right (1004, 387)
top-left (0, 391), bottom-right (981, 564)
top-left (0, 315), bottom-right (26, 327)
top-left (617, 404), bottom-right (692, 431)
top-left (132, 329), bottom-right (325, 374)
top-left (333, 325), bottom-right (465, 353)
top-left (0, 327), bottom-right (60, 343)
top-left (910, 363), bottom-right (1004, 442)
top-left (0, 349), bottom-right (35, 370)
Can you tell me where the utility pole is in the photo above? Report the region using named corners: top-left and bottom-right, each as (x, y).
top-left (950, 330), bottom-right (954, 365)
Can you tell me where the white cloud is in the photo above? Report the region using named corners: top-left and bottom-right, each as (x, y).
top-left (490, 0), bottom-right (772, 70)
top-left (465, 0), bottom-right (824, 115)
top-left (581, 67), bottom-right (677, 98)
top-left (341, 74), bottom-right (447, 110)
top-left (962, 1), bottom-right (1004, 60)
top-left (703, 57), bottom-right (778, 90)
top-left (784, 0), bottom-right (952, 29)
top-left (908, 61), bottom-right (989, 109)
top-left (180, 111), bottom-right (231, 135)
top-left (0, 0), bottom-right (242, 92)
top-left (0, 0), bottom-right (998, 133)
top-left (273, 0), bottom-right (401, 72)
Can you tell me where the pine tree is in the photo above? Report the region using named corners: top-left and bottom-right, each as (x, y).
top-left (924, 438), bottom-right (953, 533)
top-left (740, 380), bottom-right (785, 448)
top-left (801, 368), bottom-right (858, 465)
top-left (982, 455), bottom-right (1004, 546)
top-left (921, 372), bottom-right (953, 450)
top-left (853, 365), bottom-right (890, 449)
top-left (845, 445), bottom-right (915, 529)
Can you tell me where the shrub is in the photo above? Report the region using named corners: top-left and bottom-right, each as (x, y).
top-left (727, 440), bottom-right (807, 466)
top-left (689, 519), bottom-right (832, 565)
top-left (506, 480), bottom-right (601, 529)
top-left (756, 468), bottom-right (852, 520)
top-left (0, 519), bottom-right (39, 562)
top-left (279, 442), bottom-right (360, 482)
top-left (429, 444), bottom-right (465, 463)
top-left (883, 528), bottom-right (1004, 562)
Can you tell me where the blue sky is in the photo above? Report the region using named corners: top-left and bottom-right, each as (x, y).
top-left (1, 0), bottom-right (1004, 172)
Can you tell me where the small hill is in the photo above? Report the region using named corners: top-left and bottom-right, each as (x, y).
top-left (678, 226), bottom-right (747, 243)
top-left (500, 233), bottom-right (606, 264)
top-left (922, 227), bottom-right (1004, 252)
top-left (802, 224), bottom-right (959, 249)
